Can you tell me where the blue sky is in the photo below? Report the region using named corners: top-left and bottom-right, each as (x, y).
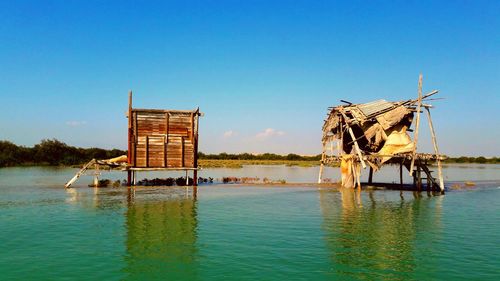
top-left (0, 1), bottom-right (498, 156)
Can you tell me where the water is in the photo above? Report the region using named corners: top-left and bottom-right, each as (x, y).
top-left (0, 166), bottom-right (499, 280)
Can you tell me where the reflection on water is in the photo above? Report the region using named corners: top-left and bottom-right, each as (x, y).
top-left (1, 167), bottom-right (499, 280)
top-left (319, 188), bottom-right (443, 280)
top-left (123, 188), bottom-right (199, 280)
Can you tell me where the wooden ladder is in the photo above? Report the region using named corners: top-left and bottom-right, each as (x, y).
top-left (404, 160), bottom-right (439, 191)
top-left (420, 164), bottom-right (438, 191)
top-left (64, 159), bottom-right (96, 188)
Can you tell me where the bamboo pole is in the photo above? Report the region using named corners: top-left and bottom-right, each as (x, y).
top-left (425, 107), bottom-right (445, 192)
top-left (409, 74), bottom-right (423, 175)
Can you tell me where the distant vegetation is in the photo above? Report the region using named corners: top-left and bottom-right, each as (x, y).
top-left (197, 152), bottom-right (322, 161)
top-left (197, 152), bottom-right (321, 168)
top-left (442, 156), bottom-right (500, 164)
top-left (0, 139), bottom-right (498, 168)
top-left (0, 139), bottom-right (125, 167)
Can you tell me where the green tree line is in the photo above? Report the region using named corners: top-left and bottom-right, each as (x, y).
top-left (442, 156), bottom-right (500, 164)
top-left (198, 152), bottom-right (322, 161)
top-left (0, 139), bottom-right (126, 167)
top-left (1, 139), bottom-right (498, 167)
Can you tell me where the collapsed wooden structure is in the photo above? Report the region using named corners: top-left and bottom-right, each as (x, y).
top-left (65, 91), bottom-right (202, 188)
top-left (64, 157), bottom-right (126, 188)
top-left (318, 75), bottom-right (445, 193)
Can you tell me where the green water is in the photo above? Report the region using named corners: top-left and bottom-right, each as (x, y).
top-left (0, 167), bottom-right (499, 280)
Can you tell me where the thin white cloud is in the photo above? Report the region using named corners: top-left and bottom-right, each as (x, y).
top-left (223, 130), bottom-right (237, 138)
top-left (255, 128), bottom-right (285, 140)
top-left (66, 121), bottom-right (87, 127)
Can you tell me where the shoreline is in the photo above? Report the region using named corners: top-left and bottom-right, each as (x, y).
top-left (1, 160), bottom-right (500, 169)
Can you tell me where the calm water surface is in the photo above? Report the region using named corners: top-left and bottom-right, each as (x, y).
top-left (0, 166), bottom-right (499, 280)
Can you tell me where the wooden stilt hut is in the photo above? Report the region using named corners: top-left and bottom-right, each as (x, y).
top-left (318, 75), bottom-right (445, 193)
top-left (126, 91), bottom-right (202, 186)
top-left (65, 91), bottom-right (202, 188)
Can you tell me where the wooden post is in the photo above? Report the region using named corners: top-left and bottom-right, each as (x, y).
top-left (427, 172), bottom-right (431, 192)
top-left (166, 112), bottom-right (169, 135)
top-left (127, 91), bottom-right (133, 186)
top-left (133, 112), bottom-right (137, 166)
top-left (165, 112), bottom-right (169, 167)
top-left (190, 112), bottom-right (194, 141)
top-left (93, 163), bottom-right (99, 187)
top-left (425, 108), bottom-right (445, 192)
top-left (368, 166), bottom-right (373, 184)
top-left (400, 161), bottom-right (404, 189)
top-left (193, 112), bottom-right (199, 187)
top-left (355, 162), bottom-right (361, 190)
top-left (409, 74), bottom-right (423, 175)
top-left (318, 143), bottom-right (326, 183)
top-left (417, 162), bottom-right (422, 192)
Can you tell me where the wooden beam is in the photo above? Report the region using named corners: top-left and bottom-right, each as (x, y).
top-left (347, 127), bottom-right (366, 168)
top-left (409, 74), bottom-right (423, 175)
top-left (132, 108), bottom-right (201, 114)
top-left (425, 107), bottom-right (445, 192)
top-left (339, 110), bottom-right (366, 169)
top-left (127, 167), bottom-right (200, 171)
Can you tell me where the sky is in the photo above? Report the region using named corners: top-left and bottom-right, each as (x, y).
top-left (0, 0), bottom-right (498, 156)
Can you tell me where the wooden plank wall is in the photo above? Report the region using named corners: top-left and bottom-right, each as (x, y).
top-left (131, 110), bottom-right (198, 168)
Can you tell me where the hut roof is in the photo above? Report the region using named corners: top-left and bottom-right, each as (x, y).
top-left (322, 90), bottom-right (438, 142)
